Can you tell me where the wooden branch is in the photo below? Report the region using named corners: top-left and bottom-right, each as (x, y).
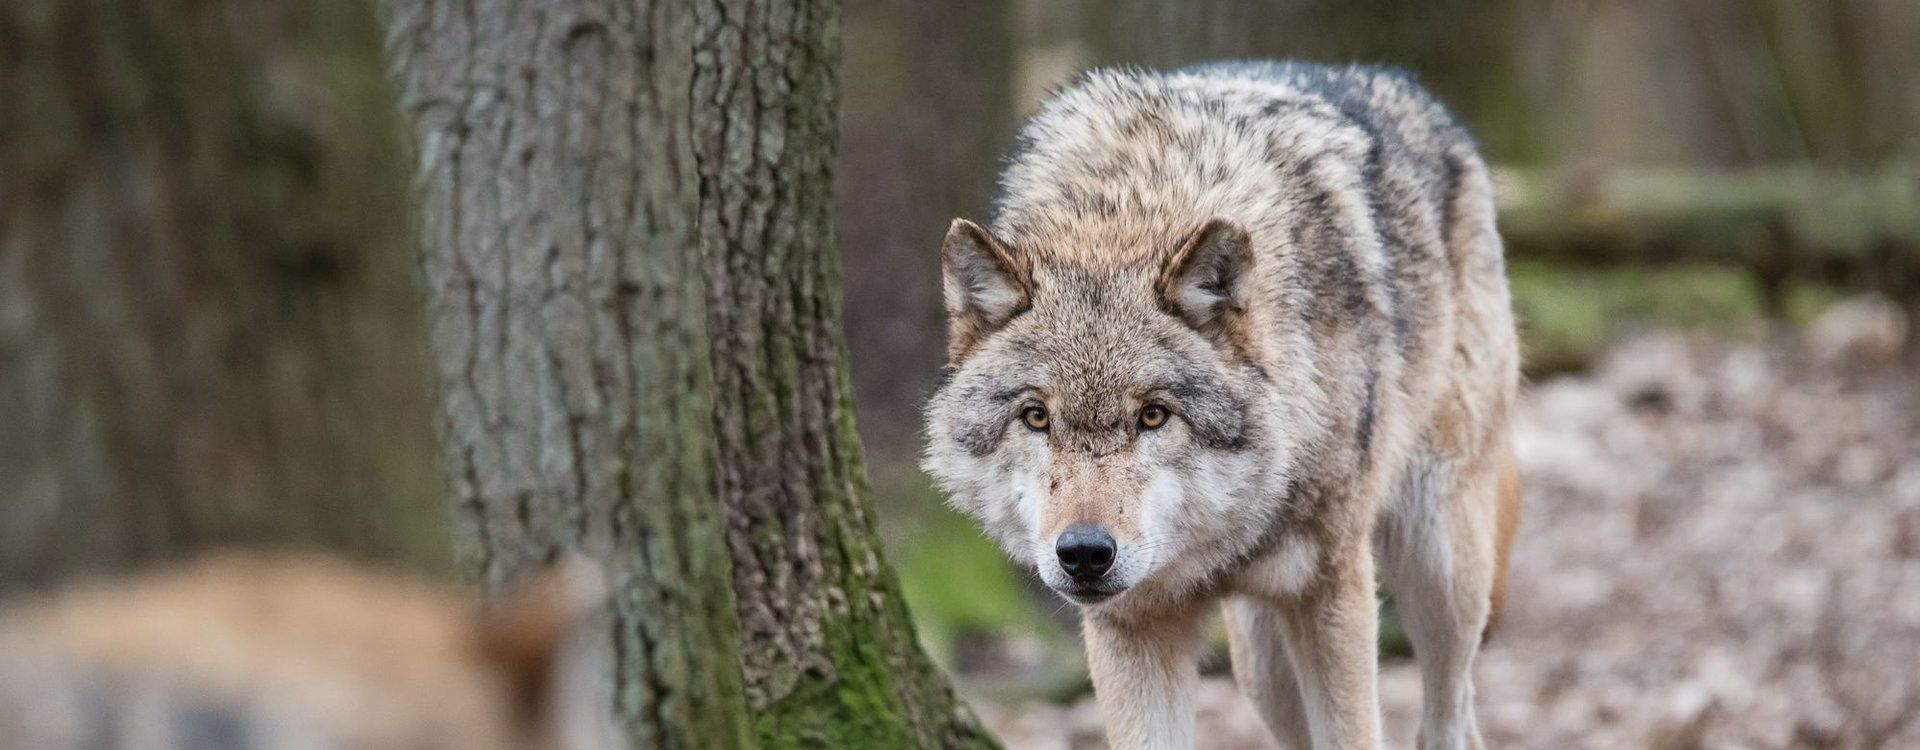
top-left (1495, 165), bottom-right (1920, 294)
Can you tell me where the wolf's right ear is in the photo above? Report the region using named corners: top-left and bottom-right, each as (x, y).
top-left (942, 219), bottom-right (1030, 360)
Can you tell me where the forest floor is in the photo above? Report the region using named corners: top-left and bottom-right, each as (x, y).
top-left (968, 311), bottom-right (1920, 749)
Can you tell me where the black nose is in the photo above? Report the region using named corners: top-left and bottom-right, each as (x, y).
top-left (1055, 525), bottom-right (1116, 581)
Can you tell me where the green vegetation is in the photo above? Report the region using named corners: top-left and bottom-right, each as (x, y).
top-left (884, 480), bottom-right (1060, 663)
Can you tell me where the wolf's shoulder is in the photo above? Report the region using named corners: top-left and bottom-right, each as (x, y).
top-left (994, 61), bottom-right (1489, 263)
top-left (1027, 60), bottom-right (1473, 155)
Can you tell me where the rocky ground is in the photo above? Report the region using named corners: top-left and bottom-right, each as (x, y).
top-left (971, 303), bottom-right (1920, 749)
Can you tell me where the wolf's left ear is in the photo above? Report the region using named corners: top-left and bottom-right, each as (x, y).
top-left (942, 218), bottom-right (1030, 360)
top-left (479, 558), bottom-right (606, 727)
top-left (1158, 218), bottom-right (1255, 353)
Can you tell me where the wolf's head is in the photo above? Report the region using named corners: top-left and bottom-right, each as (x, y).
top-left (924, 218), bottom-right (1302, 607)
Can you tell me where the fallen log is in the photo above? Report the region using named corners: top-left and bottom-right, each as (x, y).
top-left (1495, 164), bottom-right (1920, 320)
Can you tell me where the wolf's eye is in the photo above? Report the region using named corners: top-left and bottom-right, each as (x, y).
top-left (1020, 406), bottom-right (1050, 432)
top-left (1138, 403), bottom-right (1170, 430)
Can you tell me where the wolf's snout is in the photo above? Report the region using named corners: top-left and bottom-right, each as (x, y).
top-left (1055, 524), bottom-right (1116, 581)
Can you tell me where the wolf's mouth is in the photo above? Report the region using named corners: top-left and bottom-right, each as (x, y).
top-left (1058, 583), bottom-right (1123, 606)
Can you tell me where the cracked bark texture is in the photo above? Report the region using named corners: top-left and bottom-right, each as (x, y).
top-left (385, 0), bottom-right (752, 747)
top-left (0, 0), bottom-right (449, 592)
top-left (693, 1), bottom-right (994, 747)
top-left (386, 0), bottom-right (992, 746)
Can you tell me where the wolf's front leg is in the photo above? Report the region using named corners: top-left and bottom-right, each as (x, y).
top-left (1280, 544), bottom-right (1384, 749)
top-left (1083, 606), bottom-right (1207, 749)
top-left (1224, 596), bottom-right (1314, 749)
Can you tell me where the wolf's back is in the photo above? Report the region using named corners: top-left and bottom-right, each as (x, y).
top-left (993, 60), bottom-right (1492, 275)
top-left (993, 61), bottom-right (1506, 385)
top-left (1181, 60), bottom-right (1473, 152)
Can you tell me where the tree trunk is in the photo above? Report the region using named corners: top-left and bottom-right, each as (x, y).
top-left (697, 2), bottom-right (995, 746)
top-left (0, 0), bottom-right (448, 593)
top-left (385, 0), bottom-right (991, 746)
top-left (383, 1), bottom-right (753, 747)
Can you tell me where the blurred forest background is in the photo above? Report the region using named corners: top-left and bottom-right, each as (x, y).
top-left (2, 0), bottom-right (1917, 747)
top-left (837, 0), bottom-right (1920, 746)
top-left (842, 0), bottom-right (1920, 466)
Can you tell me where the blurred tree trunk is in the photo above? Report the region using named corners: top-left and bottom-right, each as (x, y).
top-left (386, 0), bottom-right (994, 746)
top-left (839, 0), bottom-right (1016, 469)
top-left (383, 0), bottom-right (751, 746)
top-left (0, 0), bottom-right (448, 593)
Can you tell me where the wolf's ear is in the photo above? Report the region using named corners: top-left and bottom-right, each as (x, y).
top-left (479, 558), bottom-right (605, 727)
top-left (942, 218), bottom-right (1030, 359)
top-left (1158, 218), bottom-right (1255, 353)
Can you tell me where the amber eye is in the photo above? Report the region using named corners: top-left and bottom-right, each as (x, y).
top-left (1021, 406), bottom-right (1050, 432)
top-left (1138, 404), bottom-right (1170, 430)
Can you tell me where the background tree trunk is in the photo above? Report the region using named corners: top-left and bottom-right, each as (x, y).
top-left (838, 0), bottom-right (1017, 470)
top-left (386, 0), bottom-right (990, 746)
top-left (0, 0), bottom-right (448, 593)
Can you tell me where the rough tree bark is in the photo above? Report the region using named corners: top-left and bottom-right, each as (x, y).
top-left (385, 0), bottom-right (992, 746)
top-left (0, 0), bottom-right (448, 592)
top-left (697, 2), bottom-right (995, 746)
top-left (383, 0), bottom-right (752, 747)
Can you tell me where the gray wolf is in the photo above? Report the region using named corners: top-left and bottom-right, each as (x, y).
top-left (923, 61), bottom-right (1521, 749)
top-left (0, 553), bottom-right (602, 750)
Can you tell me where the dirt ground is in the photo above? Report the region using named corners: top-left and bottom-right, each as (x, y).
top-left (972, 315), bottom-right (1920, 749)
